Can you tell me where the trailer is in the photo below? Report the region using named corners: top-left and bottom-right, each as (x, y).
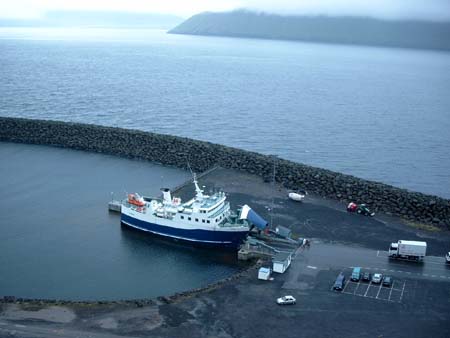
top-left (272, 252), bottom-right (292, 273)
top-left (388, 240), bottom-right (427, 262)
top-left (258, 267), bottom-right (272, 280)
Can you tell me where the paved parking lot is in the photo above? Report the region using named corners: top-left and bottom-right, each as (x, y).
top-left (339, 278), bottom-right (406, 303)
top-left (329, 265), bottom-right (408, 303)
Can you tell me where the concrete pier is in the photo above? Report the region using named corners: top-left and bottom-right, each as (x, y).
top-left (108, 200), bottom-right (121, 212)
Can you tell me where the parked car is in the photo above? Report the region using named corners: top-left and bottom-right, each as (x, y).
top-left (362, 272), bottom-right (372, 282)
top-left (276, 295), bottom-right (296, 305)
top-left (351, 267), bottom-right (361, 281)
top-left (372, 273), bottom-right (383, 284)
top-left (446, 252), bottom-right (450, 264)
top-left (333, 273), bottom-right (346, 291)
top-left (347, 202), bottom-right (375, 216)
top-left (382, 276), bottom-right (393, 287)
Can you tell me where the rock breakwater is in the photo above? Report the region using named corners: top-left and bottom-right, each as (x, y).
top-left (1, 117), bottom-right (449, 229)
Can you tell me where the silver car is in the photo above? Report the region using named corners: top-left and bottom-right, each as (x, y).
top-left (372, 273), bottom-right (383, 284)
top-left (276, 295), bottom-right (296, 305)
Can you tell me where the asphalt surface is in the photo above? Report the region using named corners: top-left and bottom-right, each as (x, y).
top-left (1, 168), bottom-right (449, 338)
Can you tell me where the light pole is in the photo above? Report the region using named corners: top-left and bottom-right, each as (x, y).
top-left (269, 154), bottom-right (277, 229)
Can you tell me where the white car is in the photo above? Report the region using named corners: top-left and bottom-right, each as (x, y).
top-left (372, 273), bottom-right (383, 284)
top-left (446, 252), bottom-right (450, 264)
top-left (276, 295), bottom-right (296, 305)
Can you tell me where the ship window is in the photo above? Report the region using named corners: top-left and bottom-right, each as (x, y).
top-left (181, 216), bottom-right (184, 219)
top-left (188, 217), bottom-right (191, 221)
top-left (202, 219), bottom-right (205, 223)
top-left (195, 218), bottom-right (199, 222)
top-left (216, 218), bottom-right (218, 222)
top-left (207, 220), bottom-right (210, 224)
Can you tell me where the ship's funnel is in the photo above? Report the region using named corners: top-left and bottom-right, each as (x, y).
top-left (161, 188), bottom-right (172, 203)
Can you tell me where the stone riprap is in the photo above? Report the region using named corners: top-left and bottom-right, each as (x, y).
top-left (1, 117), bottom-right (449, 229)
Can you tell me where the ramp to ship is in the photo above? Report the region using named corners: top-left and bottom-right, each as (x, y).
top-left (240, 205), bottom-right (268, 230)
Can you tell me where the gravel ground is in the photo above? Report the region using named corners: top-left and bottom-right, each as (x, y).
top-left (1, 168), bottom-right (449, 338)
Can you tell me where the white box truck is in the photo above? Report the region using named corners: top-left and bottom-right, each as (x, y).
top-left (388, 240), bottom-right (427, 262)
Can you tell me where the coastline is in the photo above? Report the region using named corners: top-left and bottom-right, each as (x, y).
top-left (1, 116), bottom-right (448, 230)
top-left (1, 261), bottom-right (259, 306)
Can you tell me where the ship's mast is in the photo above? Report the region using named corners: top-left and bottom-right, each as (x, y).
top-left (193, 173), bottom-right (204, 201)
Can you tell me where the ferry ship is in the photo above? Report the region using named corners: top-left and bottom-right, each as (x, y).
top-left (120, 175), bottom-right (267, 249)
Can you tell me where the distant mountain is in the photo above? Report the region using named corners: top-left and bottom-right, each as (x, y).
top-left (0, 11), bottom-right (184, 29)
top-left (169, 10), bottom-right (450, 51)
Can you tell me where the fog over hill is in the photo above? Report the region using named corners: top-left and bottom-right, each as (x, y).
top-left (0, 11), bottom-right (183, 29)
top-left (169, 10), bottom-right (450, 51)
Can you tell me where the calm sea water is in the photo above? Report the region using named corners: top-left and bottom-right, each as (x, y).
top-left (1, 28), bottom-right (449, 198)
top-left (0, 143), bottom-right (239, 300)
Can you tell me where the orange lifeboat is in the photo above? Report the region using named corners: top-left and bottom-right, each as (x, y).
top-left (128, 193), bottom-right (145, 207)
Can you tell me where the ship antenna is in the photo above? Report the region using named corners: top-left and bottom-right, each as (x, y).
top-left (187, 160), bottom-right (194, 176)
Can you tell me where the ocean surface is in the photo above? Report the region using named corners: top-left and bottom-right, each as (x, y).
top-left (0, 143), bottom-right (240, 300)
top-left (1, 28), bottom-right (449, 198)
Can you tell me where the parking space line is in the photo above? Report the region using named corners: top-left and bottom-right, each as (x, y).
top-left (364, 283), bottom-right (372, 297)
top-left (336, 277), bottom-right (407, 304)
top-left (336, 281), bottom-right (406, 304)
top-left (342, 280), bottom-right (350, 293)
top-left (375, 283), bottom-right (383, 299)
top-left (353, 266), bottom-right (450, 281)
top-left (391, 280), bottom-right (397, 289)
top-left (399, 282), bottom-right (406, 302)
top-left (388, 283), bottom-right (394, 300)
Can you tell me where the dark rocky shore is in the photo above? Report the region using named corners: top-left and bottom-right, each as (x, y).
top-left (1, 116), bottom-right (449, 229)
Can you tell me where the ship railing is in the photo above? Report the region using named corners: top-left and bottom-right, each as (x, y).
top-left (209, 202), bottom-right (230, 219)
top-left (219, 219), bottom-right (249, 228)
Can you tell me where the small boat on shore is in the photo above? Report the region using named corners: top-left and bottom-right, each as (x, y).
top-left (288, 190), bottom-right (307, 202)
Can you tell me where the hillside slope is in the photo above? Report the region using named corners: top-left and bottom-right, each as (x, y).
top-left (169, 11), bottom-right (450, 51)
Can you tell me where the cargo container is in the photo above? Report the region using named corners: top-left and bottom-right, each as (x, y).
top-left (388, 240), bottom-right (427, 262)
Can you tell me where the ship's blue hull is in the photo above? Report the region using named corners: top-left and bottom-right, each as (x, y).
top-left (121, 214), bottom-right (249, 250)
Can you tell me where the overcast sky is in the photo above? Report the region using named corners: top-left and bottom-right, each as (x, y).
top-left (1, 0), bottom-right (450, 21)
